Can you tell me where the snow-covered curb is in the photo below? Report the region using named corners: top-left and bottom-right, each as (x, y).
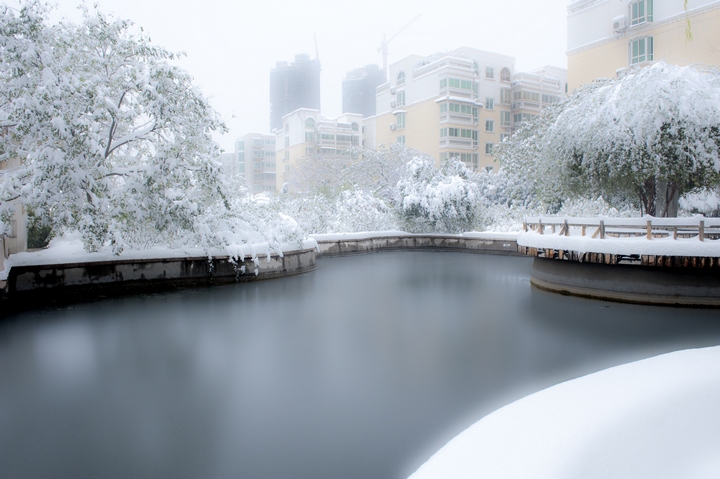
top-left (410, 346), bottom-right (720, 479)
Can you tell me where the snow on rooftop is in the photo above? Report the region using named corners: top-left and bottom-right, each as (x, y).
top-left (410, 346), bottom-right (720, 479)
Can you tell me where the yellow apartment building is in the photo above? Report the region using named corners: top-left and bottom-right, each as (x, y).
top-left (567, 0), bottom-right (720, 90)
top-left (275, 109), bottom-right (364, 192)
top-left (369, 47), bottom-right (567, 172)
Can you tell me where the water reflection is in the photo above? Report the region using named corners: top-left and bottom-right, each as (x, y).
top-left (1, 252), bottom-right (719, 479)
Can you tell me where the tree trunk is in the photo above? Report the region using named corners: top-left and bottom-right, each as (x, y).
top-left (639, 177), bottom-right (656, 216)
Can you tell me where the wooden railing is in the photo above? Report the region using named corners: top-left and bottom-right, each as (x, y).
top-left (522, 217), bottom-right (720, 241)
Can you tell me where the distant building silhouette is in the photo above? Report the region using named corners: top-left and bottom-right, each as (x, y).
top-left (269, 54), bottom-right (321, 132)
top-left (342, 64), bottom-right (385, 117)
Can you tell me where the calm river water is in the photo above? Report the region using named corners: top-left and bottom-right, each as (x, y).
top-left (2, 252), bottom-right (720, 478)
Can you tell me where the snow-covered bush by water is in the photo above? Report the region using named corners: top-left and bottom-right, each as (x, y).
top-left (396, 156), bottom-right (481, 234)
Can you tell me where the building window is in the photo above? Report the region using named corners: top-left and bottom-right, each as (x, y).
top-left (351, 122), bottom-right (359, 131)
top-left (253, 138), bottom-right (262, 147)
top-left (485, 67), bottom-right (494, 79)
top-left (513, 113), bottom-right (537, 124)
top-left (500, 133), bottom-right (510, 143)
top-left (305, 118), bottom-right (315, 129)
top-left (485, 98), bottom-right (494, 110)
top-left (396, 112), bottom-right (406, 129)
top-left (305, 132), bottom-right (315, 142)
top-left (485, 120), bottom-right (494, 132)
top-left (397, 71), bottom-right (406, 85)
top-left (264, 151), bottom-right (275, 157)
top-left (253, 150), bottom-right (263, 158)
top-left (501, 88), bottom-right (512, 104)
top-left (630, 36), bottom-right (653, 64)
top-left (397, 135), bottom-right (405, 144)
top-left (306, 146), bottom-right (314, 157)
top-left (542, 94), bottom-right (560, 104)
top-left (485, 143), bottom-right (494, 155)
top-left (513, 91), bottom-right (540, 103)
top-left (321, 133), bottom-right (335, 140)
top-left (630, 0), bottom-right (653, 26)
top-left (501, 111), bottom-right (511, 127)
top-left (396, 90), bottom-right (406, 107)
top-left (500, 67), bottom-right (511, 82)
top-left (284, 136), bottom-right (289, 147)
top-left (264, 138), bottom-right (275, 146)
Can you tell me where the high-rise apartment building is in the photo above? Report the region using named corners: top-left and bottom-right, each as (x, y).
top-left (275, 109), bottom-right (364, 192)
top-left (342, 64), bottom-right (385, 117)
top-left (370, 47), bottom-right (567, 172)
top-left (510, 66), bottom-right (567, 132)
top-left (235, 133), bottom-right (277, 194)
top-left (567, 0), bottom-right (720, 90)
top-left (269, 54), bottom-right (321, 132)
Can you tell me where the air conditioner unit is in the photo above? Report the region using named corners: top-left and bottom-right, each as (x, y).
top-left (390, 87), bottom-right (396, 95)
top-left (390, 124), bottom-right (397, 131)
top-left (613, 15), bottom-right (627, 32)
top-left (390, 100), bottom-right (396, 108)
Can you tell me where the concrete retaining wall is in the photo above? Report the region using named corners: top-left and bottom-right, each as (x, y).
top-left (531, 257), bottom-right (720, 307)
top-left (3, 248), bottom-right (316, 305)
top-left (315, 234), bottom-right (520, 257)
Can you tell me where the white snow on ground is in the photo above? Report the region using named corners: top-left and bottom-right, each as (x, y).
top-left (0, 232), bottom-right (318, 281)
top-left (518, 216), bottom-right (720, 257)
top-left (409, 346), bottom-right (720, 479)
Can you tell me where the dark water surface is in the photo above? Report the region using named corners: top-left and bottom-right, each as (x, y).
top-left (2, 252), bottom-right (720, 479)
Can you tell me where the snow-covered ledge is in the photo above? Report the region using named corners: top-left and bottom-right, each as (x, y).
top-left (0, 235), bottom-right (319, 303)
top-left (409, 346), bottom-right (720, 479)
top-left (518, 216), bottom-right (720, 262)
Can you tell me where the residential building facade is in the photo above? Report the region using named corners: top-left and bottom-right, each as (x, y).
top-left (275, 109), bottom-right (364, 192)
top-left (269, 54), bottom-right (321, 132)
top-left (371, 47), bottom-right (567, 172)
top-left (567, 0), bottom-right (720, 89)
top-left (235, 133), bottom-right (277, 194)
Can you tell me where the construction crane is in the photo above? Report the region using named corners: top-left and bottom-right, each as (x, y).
top-left (378, 14), bottom-right (421, 81)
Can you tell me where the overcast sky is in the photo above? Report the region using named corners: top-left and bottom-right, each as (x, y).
top-left (36, 0), bottom-right (569, 152)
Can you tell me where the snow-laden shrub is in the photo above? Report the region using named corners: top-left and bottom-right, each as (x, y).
top-left (396, 157), bottom-right (481, 233)
top-left (679, 188), bottom-right (720, 217)
top-left (279, 189), bottom-right (398, 234)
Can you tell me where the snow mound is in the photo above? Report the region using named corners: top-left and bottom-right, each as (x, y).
top-left (409, 346), bottom-right (720, 479)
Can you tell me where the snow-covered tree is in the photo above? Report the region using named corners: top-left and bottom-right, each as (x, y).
top-left (540, 63), bottom-right (720, 216)
top-left (284, 143), bottom-right (413, 202)
top-left (396, 156), bottom-right (481, 233)
top-left (0, 2), bottom-right (276, 253)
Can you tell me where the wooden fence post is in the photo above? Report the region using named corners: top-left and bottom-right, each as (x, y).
top-left (646, 220), bottom-right (652, 240)
top-left (699, 220), bottom-right (705, 242)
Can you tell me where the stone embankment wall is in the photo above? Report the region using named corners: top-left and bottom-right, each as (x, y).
top-left (314, 234), bottom-right (520, 257)
top-left (530, 257), bottom-right (720, 307)
top-left (2, 248), bottom-right (316, 305)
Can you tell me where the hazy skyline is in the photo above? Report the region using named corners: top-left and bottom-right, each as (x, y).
top-left (16, 0), bottom-right (570, 151)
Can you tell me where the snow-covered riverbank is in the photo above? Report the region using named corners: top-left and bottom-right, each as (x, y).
top-left (410, 346), bottom-right (720, 479)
